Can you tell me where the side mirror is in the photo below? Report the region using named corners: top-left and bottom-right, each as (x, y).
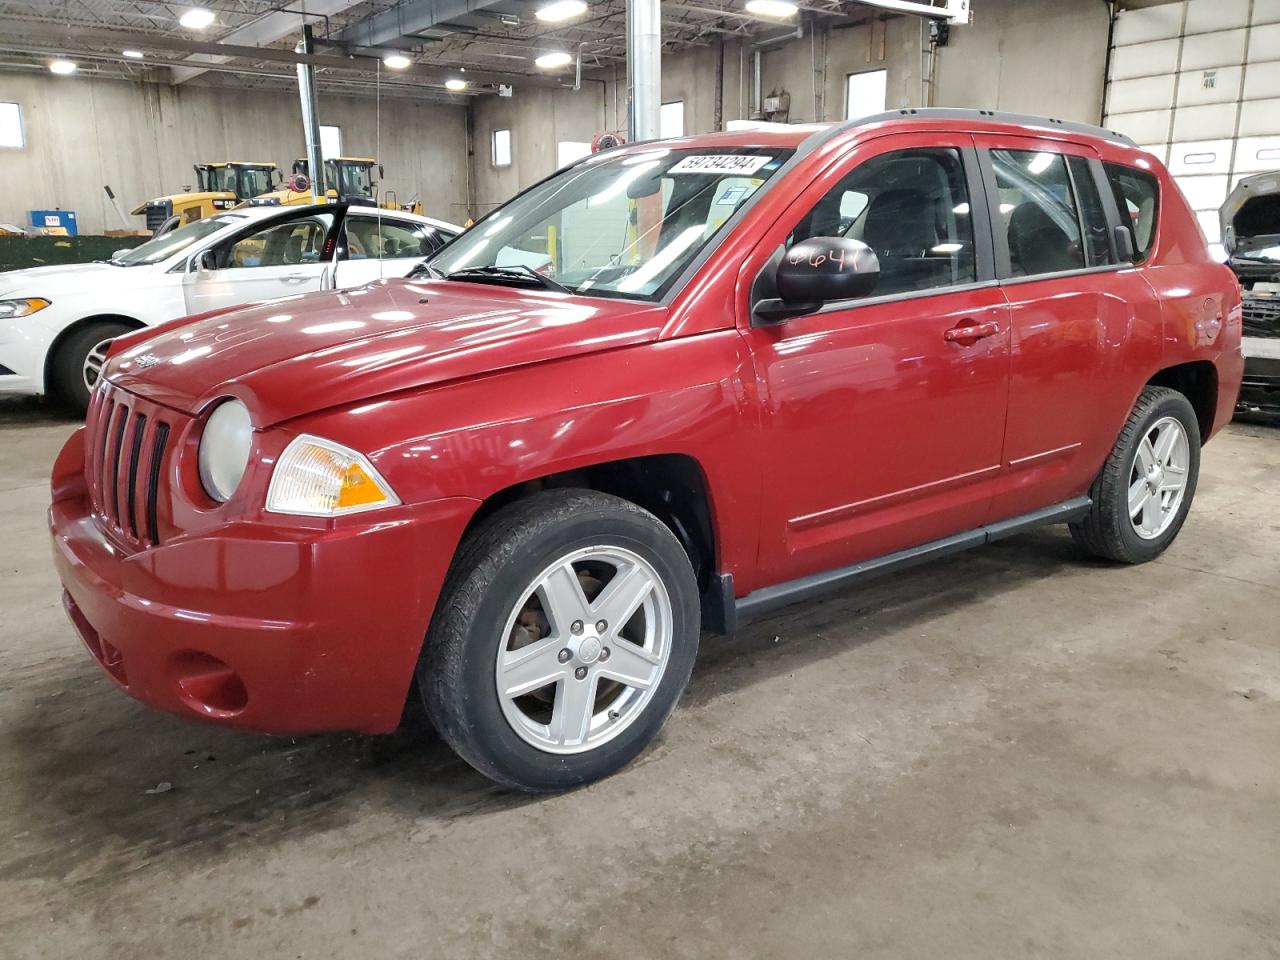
top-left (378, 164), bottom-right (385, 180)
top-left (193, 249), bottom-right (218, 272)
top-left (112, 248), bottom-right (128, 260)
top-left (757, 237), bottom-right (880, 321)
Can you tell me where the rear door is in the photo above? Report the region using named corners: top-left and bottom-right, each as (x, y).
top-left (182, 210), bottom-right (338, 314)
top-left (332, 213), bottom-right (446, 287)
top-left (973, 134), bottom-right (1162, 519)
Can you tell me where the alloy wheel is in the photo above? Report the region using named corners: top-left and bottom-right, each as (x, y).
top-left (496, 545), bottom-right (673, 755)
top-left (1128, 415), bottom-right (1190, 540)
top-left (82, 337), bottom-right (115, 392)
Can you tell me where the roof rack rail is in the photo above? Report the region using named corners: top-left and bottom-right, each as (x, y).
top-left (827, 107), bottom-right (1137, 148)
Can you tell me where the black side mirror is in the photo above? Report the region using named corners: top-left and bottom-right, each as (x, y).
top-left (756, 237), bottom-right (880, 322)
top-left (1113, 224), bottom-right (1136, 263)
top-left (194, 249), bottom-right (218, 272)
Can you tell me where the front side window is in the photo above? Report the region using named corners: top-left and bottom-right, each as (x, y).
top-left (788, 147), bottom-right (976, 297)
top-left (344, 216), bottom-right (434, 259)
top-left (335, 162), bottom-right (374, 198)
top-left (238, 167), bottom-right (273, 199)
top-left (1104, 162), bottom-right (1159, 262)
top-left (430, 147), bottom-right (793, 301)
top-left (223, 213), bottom-right (335, 269)
top-left (111, 214), bottom-right (247, 266)
top-left (991, 149), bottom-right (1085, 277)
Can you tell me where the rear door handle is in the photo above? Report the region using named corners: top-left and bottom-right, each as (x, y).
top-left (944, 320), bottom-right (1002, 344)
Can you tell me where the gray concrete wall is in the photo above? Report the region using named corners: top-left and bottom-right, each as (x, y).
top-left (0, 73), bottom-right (471, 234)
top-left (470, 0), bottom-right (1111, 204)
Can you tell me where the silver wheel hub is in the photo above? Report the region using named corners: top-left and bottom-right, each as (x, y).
top-left (1128, 416), bottom-right (1190, 540)
top-left (82, 337), bottom-right (115, 392)
top-left (496, 545), bottom-right (672, 755)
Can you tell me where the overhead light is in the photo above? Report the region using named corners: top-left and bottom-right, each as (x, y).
top-left (179, 7), bottom-right (216, 29)
top-left (445, 78), bottom-right (467, 91)
top-left (122, 49), bottom-right (144, 59)
top-left (536, 0), bottom-right (588, 22)
top-left (535, 51), bottom-right (573, 69)
top-left (744, 0), bottom-right (798, 17)
top-left (48, 59), bottom-right (77, 75)
top-left (383, 53), bottom-right (412, 70)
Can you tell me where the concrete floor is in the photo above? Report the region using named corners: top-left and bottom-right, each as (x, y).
top-left (0, 396), bottom-right (1277, 959)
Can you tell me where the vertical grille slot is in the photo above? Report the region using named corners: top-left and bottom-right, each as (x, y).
top-left (107, 405), bottom-right (128, 526)
top-left (93, 400), bottom-right (116, 511)
top-left (125, 413), bottom-right (148, 539)
top-left (146, 423), bottom-right (170, 546)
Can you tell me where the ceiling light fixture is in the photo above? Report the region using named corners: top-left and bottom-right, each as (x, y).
top-left (445, 78), bottom-right (467, 91)
top-left (179, 7), bottom-right (216, 29)
top-left (48, 59), bottom-right (77, 74)
top-left (122, 49), bottom-right (144, 59)
top-left (383, 53), bottom-right (412, 70)
top-left (536, 0), bottom-right (588, 22)
top-left (744, 0), bottom-right (798, 17)
top-left (535, 51), bottom-right (573, 69)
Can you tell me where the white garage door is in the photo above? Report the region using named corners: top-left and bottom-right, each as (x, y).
top-left (1104, 0), bottom-right (1280, 246)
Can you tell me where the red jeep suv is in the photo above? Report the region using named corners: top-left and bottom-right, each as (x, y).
top-left (50, 109), bottom-right (1242, 791)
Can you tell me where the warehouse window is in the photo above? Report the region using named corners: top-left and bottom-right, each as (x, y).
top-left (557, 141), bottom-right (591, 168)
top-left (320, 124), bottom-right (342, 160)
top-left (845, 70), bottom-right (886, 121)
top-left (0, 102), bottom-right (23, 149)
top-left (493, 128), bottom-right (512, 167)
top-left (660, 100), bottom-right (684, 139)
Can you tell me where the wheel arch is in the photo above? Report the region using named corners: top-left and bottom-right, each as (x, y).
top-left (1146, 360), bottom-right (1218, 441)
top-left (44, 313), bottom-right (146, 394)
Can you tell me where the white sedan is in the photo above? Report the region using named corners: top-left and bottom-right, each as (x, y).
top-left (0, 203), bottom-right (461, 413)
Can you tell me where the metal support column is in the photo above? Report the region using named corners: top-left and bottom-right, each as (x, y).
top-left (626, 0), bottom-right (661, 141)
top-left (296, 24), bottom-right (326, 200)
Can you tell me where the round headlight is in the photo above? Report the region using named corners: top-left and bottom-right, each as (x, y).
top-left (198, 399), bottom-right (254, 502)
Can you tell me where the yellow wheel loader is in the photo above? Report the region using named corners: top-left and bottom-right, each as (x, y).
top-left (132, 162), bottom-right (280, 233)
top-left (250, 158), bottom-right (424, 215)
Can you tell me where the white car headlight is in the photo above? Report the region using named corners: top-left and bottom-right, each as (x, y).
top-left (198, 399), bottom-right (254, 502)
top-left (266, 435), bottom-right (399, 517)
top-left (0, 297), bottom-right (51, 319)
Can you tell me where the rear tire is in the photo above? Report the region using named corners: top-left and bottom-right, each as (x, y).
top-left (419, 490), bottom-right (700, 792)
top-left (1069, 385), bottom-right (1201, 563)
top-left (50, 320), bottom-right (135, 417)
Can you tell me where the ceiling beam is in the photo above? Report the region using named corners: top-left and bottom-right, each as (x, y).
top-left (169, 0), bottom-right (369, 85)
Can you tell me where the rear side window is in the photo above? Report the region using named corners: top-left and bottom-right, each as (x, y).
top-left (1067, 156), bottom-right (1113, 267)
top-left (1104, 162), bottom-right (1159, 262)
top-left (990, 149), bottom-right (1086, 277)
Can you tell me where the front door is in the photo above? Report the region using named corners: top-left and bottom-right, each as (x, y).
top-left (183, 210), bottom-right (337, 315)
top-left (742, 134), bottom-right (1012, 586)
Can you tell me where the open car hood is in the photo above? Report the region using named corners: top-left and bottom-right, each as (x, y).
top-left (104, 279), bottom-right (668, 426)
top-left (1220, 171), bottom-right (1280, 259)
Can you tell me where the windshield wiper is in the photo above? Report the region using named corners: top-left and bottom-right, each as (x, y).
top-left (446, 264), bottom-right (571, 294)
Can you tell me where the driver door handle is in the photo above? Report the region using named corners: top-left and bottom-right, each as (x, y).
top-left (281, 272), bottom-right (312, 283)
top-left (944, 320), bottom-right (1002, 343)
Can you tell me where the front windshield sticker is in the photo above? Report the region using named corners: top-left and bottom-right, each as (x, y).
top-left (669, 154), bottom-right (773, 175)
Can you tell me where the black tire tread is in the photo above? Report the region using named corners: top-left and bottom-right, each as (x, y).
top-left (50, 320), bottom-right (134, 416)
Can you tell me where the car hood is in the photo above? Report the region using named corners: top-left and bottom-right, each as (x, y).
top-left (105, 279), bottom-right (669, 425)
top-left (0, 261), bottom-right (124, 296)
top-left (1221, 171), bottom-right (1280, 254)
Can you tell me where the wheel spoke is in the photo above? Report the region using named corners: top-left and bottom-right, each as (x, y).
top-left (1135, 435), bottom-right (1157, 474)
top-left (549, 672), bottom-right (598, 747)
top-left (591, 562), bottom-right (654, 631)
top-left (500, 635), bottom-right (568, 698)
top-left (1153, 423), bottom-right (1180, 464)
top-left (598, 638), bottom-right (662, 690)
top-left (1128, 476), bottom-right (1149, 518)
top-left (538, 562), bottom-right (591, 634)
top-left (1141, 494), bottom-right (1163, 533)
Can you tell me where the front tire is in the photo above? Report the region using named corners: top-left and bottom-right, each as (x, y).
top-left (1070, 385), bottom-right (1201, 563)
top-left (50, 320), bottom-right (134, 417)
top-left (419, 490), bottom-right (701, 792)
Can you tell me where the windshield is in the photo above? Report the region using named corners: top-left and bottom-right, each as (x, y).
top-left (111, 214), bottom-right (247, 266)
top-left (430, 146), bottom-right (793, 301)
top-left (205, 166), bottom-right (236, 193)
top-left (335, 161), bottom-right (374, 199)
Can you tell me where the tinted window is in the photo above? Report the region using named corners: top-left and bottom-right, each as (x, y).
top-left (344, 216), bottom-right (435, 260)
top-left (1067, 156), bottom-right (1113, 267)
top-left (1104, 162), bottom-right (1160, 262)
top-left (789, 147), bottom-right (976, 297)
top-left (991, 149), bottom-right (1085, 277)
top-left (223, 213), bottom-right (334, 268)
